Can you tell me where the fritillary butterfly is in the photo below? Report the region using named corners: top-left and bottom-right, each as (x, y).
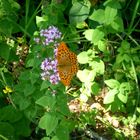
top-left (56, 42), bottom-right (78, 86)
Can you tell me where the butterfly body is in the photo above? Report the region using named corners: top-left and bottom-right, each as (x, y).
top-left (56, 42), bottom-right (78, 86)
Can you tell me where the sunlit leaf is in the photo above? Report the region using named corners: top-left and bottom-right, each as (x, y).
top-left (104, 89), bottom-right (118, 104)
top-left (77, 51), bottom-right (89, 64)
top-left (105, 79), bottom-right (120, 89)
top-left (83, 29), bottom-right (94, 42)
top-left (89, 59), bottom-right (105, 74)
top-left (83, 28), bottom-right (104, 44)
top-left (117, 92), bottom-right (128, 103)
top-left (89, 9), bottom-right (105, 24)
top-left (77, 69), bottom-right (96, 82)
top-left (98, 40), bottom-right (107, 52)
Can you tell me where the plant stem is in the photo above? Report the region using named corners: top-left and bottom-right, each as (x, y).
top-left (0, 135), bottom-right (8, 140)
top-left (128, 1), bottom-right (140, 35)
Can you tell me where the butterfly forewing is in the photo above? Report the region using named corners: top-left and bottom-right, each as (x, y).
top-left (56, 42), bottom-right (78, 86)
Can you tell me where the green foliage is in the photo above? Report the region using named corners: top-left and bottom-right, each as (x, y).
top-left (0, 42), bottom-right (10, 60)
top-left (69, 0), bottom-right (91, 25)
top-left (0, 0), bottom-right (140, 139)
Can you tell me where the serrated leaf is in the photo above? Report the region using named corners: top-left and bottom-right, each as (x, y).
top-left (105, 79), bottom-right (120, 89)
top-left (104, 89), bottom-right (118, 104)
top-left (39, 113), bottom-right (58, 135)
top-left (77, 51), bottom-right (89, 64)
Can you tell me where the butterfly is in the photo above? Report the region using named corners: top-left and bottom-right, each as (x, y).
top-left (56, 42), bottom-right (78, 86)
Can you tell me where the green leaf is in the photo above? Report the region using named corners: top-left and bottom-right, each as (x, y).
top-left (76, 21), bottom-right (87, 29)
top-left (51, 136), bottom-right (59, 140)
top-left (77, 51), bottom-right (89, 64)
top-left (89, 9), bottom-right (105, 24)
top-left (77, 69), bottom-right (96, 82)
top-left (24, 106), bottom-right (37, 120)
top-left (13, 117), bottom-right (31, 137)
top-left (105, 6), bottom-right (117, 24)
top-left (41, 137), bottom-right (50, 140)
top-left (26, 58), bottom-right (34, 67)
top-left (104, 0), bottom-right (122, 9)
top-left (69, 1), bottom-right (91, 24)
top-left (117, 92), bottom-right (127, 103)
top-left (19, 98), bottom-right (31, 110)
top-left (40, 80), bottom-right (51, 91)
top-left (103, 89), bottom-right (118, 104)
top-left (30, 71), bottom-right (39, 84)
top-left (57, 94), bottom-right (70, 116)
top-left (105, 79), bottom-right (120, 89)
top-left (24, 84), bottom-right (36, 96)
top-left (83, 29), bottom-right (94, 42)
top-left (39, 113), bottom-right (58, 135)
top-left (8, 48), bottom-right (18, 61)
top-left (120, 82), bottom-right (132, 91)
top-left (36, 16), bottom-right (46, 27)
top-left (56, 123), bottom-right (69, 140)
top-left (98, 40), bottom-right (107, 52)
top-left (0, 42), bottom-right (10, 60)
top-left (89, 59), bottom-right (105, 74)
top-left (0, 105), bottom-right (22, 123)
top-left (0, 122), bottom-right (14, 139)
top-left (118, 40), bottom-right (130, 53)
top-left (111, 16), bottom-right (124, 32)
top-left (36, 95), bottom-right (56, 109)
top-left (83, 29), bottom-right (104, 45)
top-left (92, 29), bottom-right (105, 45)
top-left (137, 107), bottom-right (140, 113)
top-left (0, 19), bottom-right (13, 36)
top-left (91, 82), bottom-right (100, 95)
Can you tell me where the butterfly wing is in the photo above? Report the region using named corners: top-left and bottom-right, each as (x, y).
top-left (56, 42), bottom-right (78, 86)
top-left (57, 65), bottom-right (73, 86)
top-left (56, 42), bottom-right (70, 65)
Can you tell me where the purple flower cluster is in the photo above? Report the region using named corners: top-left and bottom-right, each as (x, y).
top-left (41, 58), bottom-right (60, 85)
top-left (34, 26), bottom-right (62, 47)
